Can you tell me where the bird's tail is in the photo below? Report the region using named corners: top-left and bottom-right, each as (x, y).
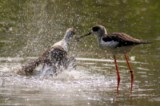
top-left (139, 40), bottom-right (151, 44)
top-left (18, 58), bottom-right (41, 75)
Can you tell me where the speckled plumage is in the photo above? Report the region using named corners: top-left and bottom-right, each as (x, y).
top-left (19, 28), bottom-right (76, 75)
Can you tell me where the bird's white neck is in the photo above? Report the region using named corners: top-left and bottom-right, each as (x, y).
top-left (96, 36), bottom-right (102, 47)
top-left (52, 33), bottom-right (72, 52)
top-left (63, 32), bottom-right (72, 44)
top-left (95, 33), bottom-right (106, 47)
top-left (52, 28), bottom-right (74, 52)
top-left (61, 33), bottom-right (72, 52)
top-left (62, 39), bottom-right (69, 52)
top-left (96, 27), bottom-right (108, 46)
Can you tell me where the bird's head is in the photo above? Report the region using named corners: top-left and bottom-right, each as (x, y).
top-left (91, 25), bottom-right (107, 36)
top-left (64, 28), bottom-right (76, 41)
top-left (77, 25), bottom-right (107, 41)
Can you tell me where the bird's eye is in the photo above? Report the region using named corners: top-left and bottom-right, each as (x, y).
top-left (92, 26), bottom-right (100, 31)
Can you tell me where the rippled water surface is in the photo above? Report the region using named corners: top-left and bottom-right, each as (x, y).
top-left (0, 0), bottom-right (160, 106)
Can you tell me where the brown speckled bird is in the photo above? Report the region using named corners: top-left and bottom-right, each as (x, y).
top-left (19, 28), bottom-right (76, 76)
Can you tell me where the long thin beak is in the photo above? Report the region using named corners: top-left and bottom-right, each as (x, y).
top-left (76, 32), bottom-right (92, 41)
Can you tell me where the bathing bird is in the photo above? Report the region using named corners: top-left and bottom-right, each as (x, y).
top-left (19, 28), bottom-right (76, 76)
top-left (77, 25), bottom-right (150, 93)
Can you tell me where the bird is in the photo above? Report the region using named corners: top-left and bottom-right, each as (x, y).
top-left (18, 28), bottom-right (76, 76)
top-left (77, 25), bottom-right (150, 93)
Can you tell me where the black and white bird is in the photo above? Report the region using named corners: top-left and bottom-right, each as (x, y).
top-left (77, 25), bottom-right (150, 92)
top-left (19, 28), bottom-right (76, 76)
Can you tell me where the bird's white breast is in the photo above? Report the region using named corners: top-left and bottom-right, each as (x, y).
top-left (100, 39), bottom-right (119, 48)
top-left (52, 40), bottom-right (68, 52)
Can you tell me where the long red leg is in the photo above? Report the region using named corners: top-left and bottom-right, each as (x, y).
top-left (113, 55), bottom-right (120, 94)
top-left (124, 54), bottom-right (134, 93)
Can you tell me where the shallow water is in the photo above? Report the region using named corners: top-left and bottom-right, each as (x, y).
top-left (0, 57), bottom-right (116, 106)
top-left (0, 0), bottom-right (160, 106)
top-left (0, 56), bottom-right (159, 106)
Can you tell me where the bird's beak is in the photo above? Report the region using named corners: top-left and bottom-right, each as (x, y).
top-left (76, 32), bottom-right (92, 41)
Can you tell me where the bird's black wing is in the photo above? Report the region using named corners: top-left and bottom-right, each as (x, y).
top-left (102, 32), bottom-right (144, 47)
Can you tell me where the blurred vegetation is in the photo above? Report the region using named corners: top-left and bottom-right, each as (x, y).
top-left (0, 0), bottom-right (159, 57)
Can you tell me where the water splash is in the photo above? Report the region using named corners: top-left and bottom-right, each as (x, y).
top-left (0, 57), bottom-right (116, 89)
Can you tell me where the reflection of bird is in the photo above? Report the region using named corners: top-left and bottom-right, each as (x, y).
top-left (77, 25), bottom-right (150, 93)
top-left (19, 28), bottom-right (76, 76)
